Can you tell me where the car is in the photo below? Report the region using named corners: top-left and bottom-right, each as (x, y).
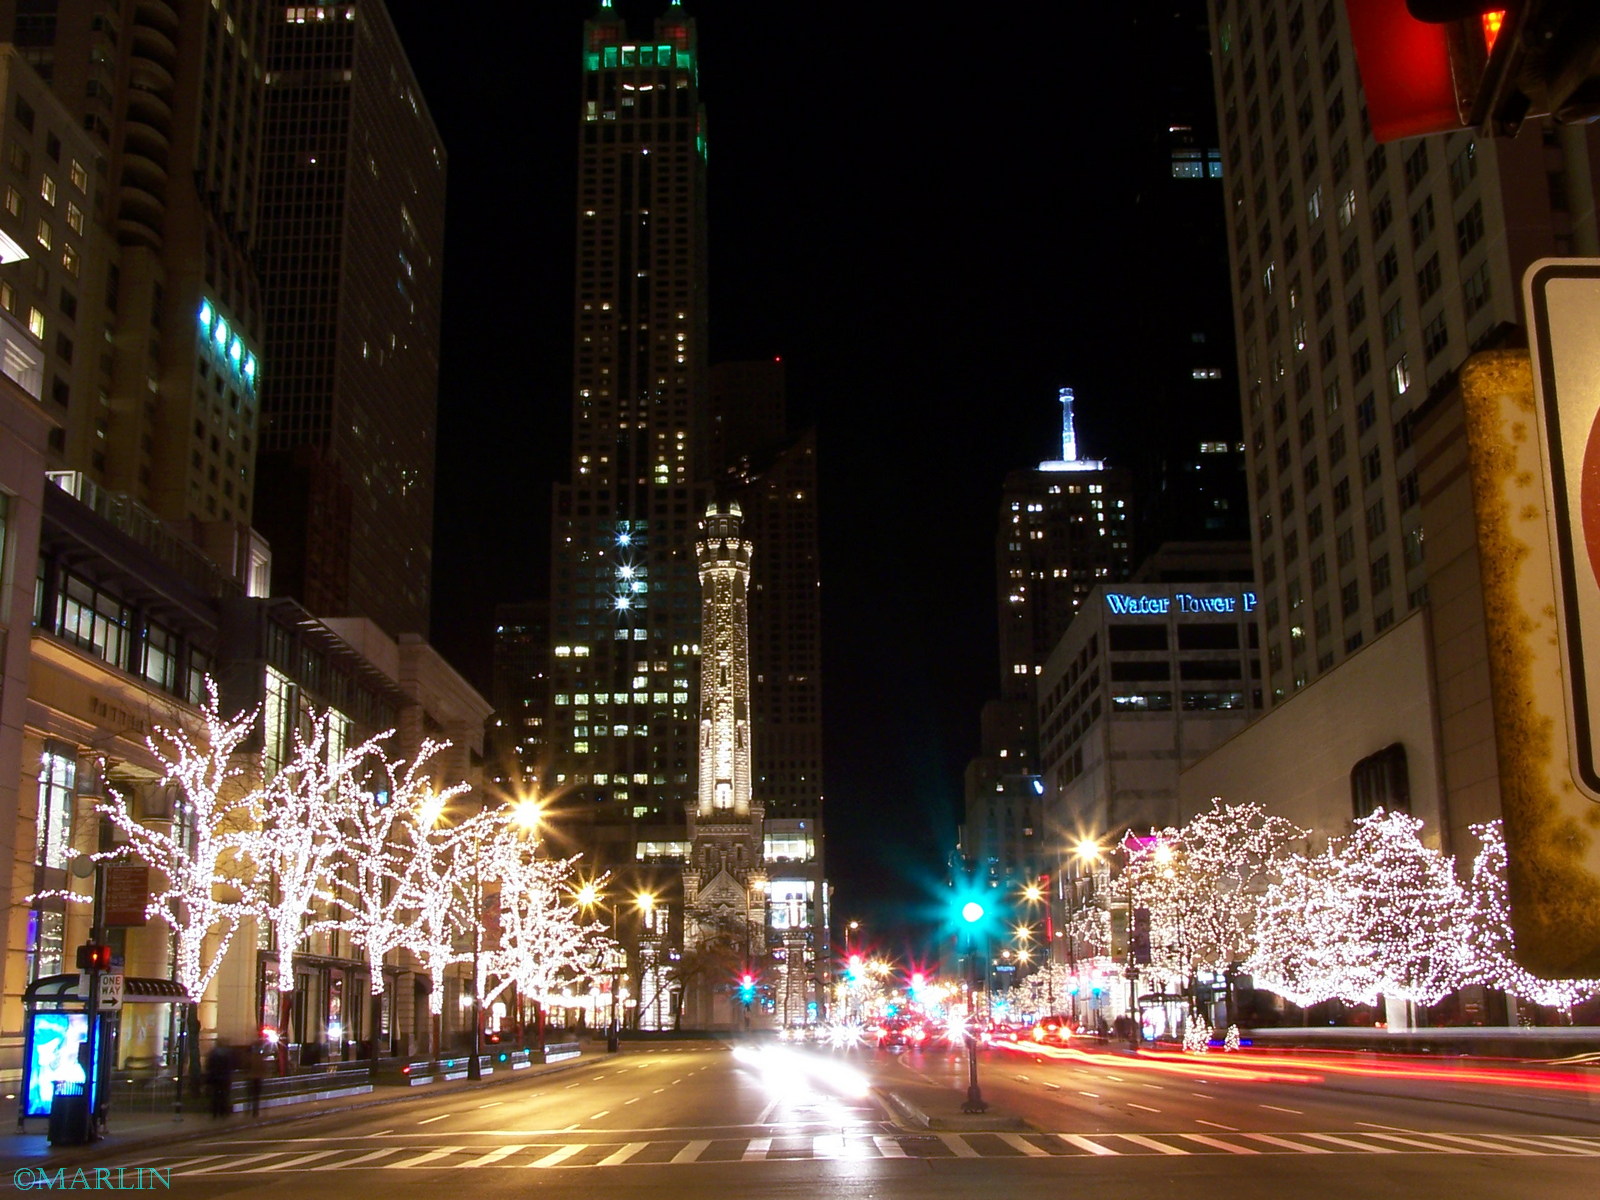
top-left (1030, 1015), bottom-right (1074, 1046)
top-left (875, 1019), bottom-right (913, 1050)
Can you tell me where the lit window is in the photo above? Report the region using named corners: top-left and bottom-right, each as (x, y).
top-left (34, 219), bottom-right (50, 249)
top-left (39, 176), bottom-right (55, 205)
top-left (69, 160), bottom-right (86, 191)
top-left (66, 202), bottom-right (82, 234)
top-left (27, 307), bottom-right (44, 338)
top-left (61, 245), bottom-right (79, 276)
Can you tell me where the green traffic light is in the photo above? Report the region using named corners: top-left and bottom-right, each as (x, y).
top-left (961, 901), bottom-right (985, 924)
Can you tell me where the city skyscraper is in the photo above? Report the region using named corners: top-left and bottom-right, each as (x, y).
top-left (1211, 0), bottom-right (1600, 706)
top-left (997, 390), bottom-right (1134, 703)
top-left (255, 1), bottom-right (445, 638)
top-left (547, 2), bottom-right (710, 844)
top-left (4, 0), bottom-right (271, 541)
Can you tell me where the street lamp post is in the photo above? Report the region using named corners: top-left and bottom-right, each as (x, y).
top-left (959, 901), bottom-right (987, 1114)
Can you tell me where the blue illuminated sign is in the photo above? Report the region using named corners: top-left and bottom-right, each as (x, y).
top-left (195, 298), bottom-right (259, 396)
top-left (1104, 591), bottom-right (1258, 615)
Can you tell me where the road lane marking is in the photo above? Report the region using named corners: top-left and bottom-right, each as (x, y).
top-left (1058, 1134), bottom-right (1117, 1156)
top-left (456, 1145), bottom-right (526, 1167)
top-left (1115, 1134), bottom-right (1187, 1155)
top-left (1243, 1133), bottom-right (1331, 1154)
top-left (1179, 1134), bottom-right (1258, 1155)
top-left (1363, 1132), bottom-right (1468, 1154)
top-left (1496, 1135), bottom-right (1600, 1155)
top-left (873, 1136), bottom-right (909, 1159)
top-left (598, 1142), bottom-right (650, 1166)
top-left (1191, 1092), bottom-right (1214, 1099)
top-left (243, 1150), bottom-right (343, 1171)
top-left (324, 1149), bottom-right (402, 1168)
top-left (416, 1113), bottom-right (451, 1125)
top-left (1259, 1104), bottom-right (1302, 1115)
top-left (938, 1134), bottom-right (980, 1158)
top-left (1357, 1121), bottom-right (1412, 1131)
top-left (743, 1137), bottom-right (772, 1161)
top-left (1015, 1073), bottom-right (1030, 1081)
top-left (1299, 1133), bottom-right (1398, 1153)
top-left (526, 1144), bottom-right (587, 1168)
top-left (1127, 1103), bottom-right (1160, 1113)
top-left (1142, 1084), bottom-right (1165, 1090)
top-left (1425, 1132), bottom-right (1540, 1154)
top-left (624, 1096), bottom-right (640, 1104)
top-left (1043, 1082), bottom-right (1061, 1091)
top-left (999, 1133), bottom-right (1049, 1157)
top-left (653, 1088), bottom-right (666, 1094)
top-left (184, 1154), bottom-right (288, 1174)
top-left (389, 1148), bottom-right (458, 1169)
top-left (479, 1101), bottom-right (503, 1109)
top-left (1196, 1119), bottom-right (1237, 1131)
top-left (1104, 1075), bottom-right (1124, 1082)
top-left (672, 1140), bottom-right (711, 1163)
top-left (589, 1110), bottom-right (610, 1119)
top-left (564, 1082), bottom-right (582, 1088)
top-left (1078, 1091), bottom-right (1100, 1098)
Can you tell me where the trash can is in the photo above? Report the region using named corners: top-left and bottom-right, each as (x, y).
top-left (47, 1083), bottom-right (90, 1146)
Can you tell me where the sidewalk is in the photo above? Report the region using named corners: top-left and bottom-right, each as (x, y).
top-left (4, 1040), bottom-right (612, 1166)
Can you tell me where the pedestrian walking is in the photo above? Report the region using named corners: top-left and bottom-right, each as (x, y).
top-left (243, 1040), bottom-right (267, 1117)
top-left (204, 1038), bottom-right (235, 1118)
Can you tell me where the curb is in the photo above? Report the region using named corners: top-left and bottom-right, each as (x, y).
top-left (873, 1087), bottom-right (1029, 1132)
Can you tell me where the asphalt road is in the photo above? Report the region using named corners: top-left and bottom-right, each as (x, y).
top-left (28, 1038), bottom-right (1599, 1200)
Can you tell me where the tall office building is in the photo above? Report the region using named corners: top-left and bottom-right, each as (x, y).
top-left (547, 2), bottom-right (710, 843)
top-left (487, 601), bottom-right (550, 792)
top-left (255, 2), bottom-right (444, 637)
top-left (710, 361), bottom-right (824, 827)
top-left (4, 0), bottom-right (270, 540)
top-left (997, 389), bottom-right (1134, 703)
top-left (1210, 0), bottom-right (1600, 706)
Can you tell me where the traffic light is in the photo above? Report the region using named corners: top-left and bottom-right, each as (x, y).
top-left (75, 943), bottom-right (112, 971)
top-left (1345, 1), bottom-right (1600, 141)
top-left (845, 954), bottom-right (863, 981)
top-left (738, 973), bottom-right (755, 1005)
top-left (909, 971), bottom-right (926, 996)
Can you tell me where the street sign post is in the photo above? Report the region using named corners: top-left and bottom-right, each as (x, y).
top-left (97, 974), bottom-right (123, 1013)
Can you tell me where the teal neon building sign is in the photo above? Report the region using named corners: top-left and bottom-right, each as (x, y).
top-left (196, 298), bottom-right (258, 395)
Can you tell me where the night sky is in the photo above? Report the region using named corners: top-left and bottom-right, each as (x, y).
top-left (388, 1), bottom-right (1229, 958)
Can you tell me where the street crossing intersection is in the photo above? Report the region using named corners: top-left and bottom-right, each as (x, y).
top-left (125, 1128), bottom-right (1600, 1171)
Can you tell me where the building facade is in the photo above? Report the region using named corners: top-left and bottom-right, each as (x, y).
top-left (1210, 0), bottom-right (1600, 705)
top-left (256, 1), bottom-right (445, 637)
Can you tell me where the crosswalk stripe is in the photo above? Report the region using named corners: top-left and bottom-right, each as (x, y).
top-left (1241, 1133), bottom-right (1332, 1154)
top-left (1298, 1133), bottom-right (1399, 1153)
top-left (872, 1135), bottom-right (909, 1159)
top-left (1499, 1135), bottom-right (1600, 1154)
top-left (323, 1148), bottom-right (402, 1168)
top-left (126, 1155), bottom-right (226, 1170)
top-left (1178, 1134), bottom-right (1258, 1155)
top-left (185, 1153), bottom-right (290, 1174)
top-left (597, 1142), bottom-right (651, 1166)
top-left (1116, 1134), bottom-right (1189, 1156)
top-left (1362, 1132), bottom-right (1468, 1154)
top-left (1058, 1134), bottom-right (1118, 1156)
top-left (456, 1144), bottom-right (526, 1168)
top-left (389, 1148), bottom-right (459, 1169)
top-left (938, 1134), bottom-right (981, 1158)
top-left (527, 1144), bottom-right (586, 1168)
top-left (998, 1133), bottom-right (1049, 1157)
top-left (242, 1150), bottom-right (343, 1171)
top-left (742, 1137), bottom-right (771, 1162)
top-left (671, 1139), bottom-right (711, 1163)
top-left (812, 1134), bottom-right (844, 1158)
top-left (1424, 1132), bottom-right (1540, 1154)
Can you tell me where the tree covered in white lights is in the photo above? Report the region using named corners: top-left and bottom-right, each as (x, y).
top-left (1461, 821), bottom-right (1600, 1010)
top-left (96, 681), bottom-right (262, 1003)
top-left (241, 709), bottom-right (386, 1050)
top-left (330, 740), bottom-right (469, 1043)
top-left (479, 843), bottom-right (609, 1024)
top-left (1123, 800), bottom-right (1306, 994)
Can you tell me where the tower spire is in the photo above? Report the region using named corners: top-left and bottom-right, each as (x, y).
top-left (1060, 387), bottom-right (1077, 464)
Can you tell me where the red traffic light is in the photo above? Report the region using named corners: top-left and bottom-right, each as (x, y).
top-left (75, 943), bottom-right (112, 971)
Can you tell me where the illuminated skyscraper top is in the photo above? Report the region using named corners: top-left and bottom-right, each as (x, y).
top-left (1040, 387), bottom-right (1105, 472)
top-left (547, 1), bottom-right (711, 829)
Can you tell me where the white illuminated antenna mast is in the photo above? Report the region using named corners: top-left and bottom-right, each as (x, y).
top-left (1040, 386), bottom-right (1103, 473)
